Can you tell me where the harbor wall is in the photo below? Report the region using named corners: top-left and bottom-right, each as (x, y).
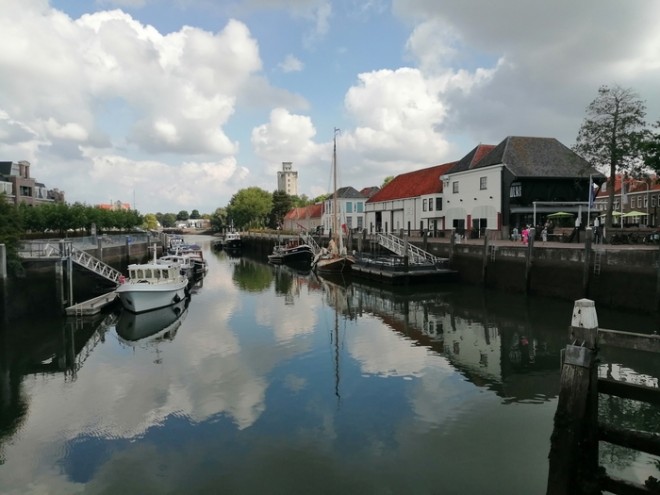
top-left (243, 234), bottom-right (660, 313)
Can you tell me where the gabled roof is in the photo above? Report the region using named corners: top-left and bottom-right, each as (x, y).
top-left (360, 186), bottom-right (380, 198)
top-left (367, 162), bottom-right (456, 203)
top-left (473, 136), bottom-right (603, 179)
top-left (284, 203), bottom-right (323, 220)
top-left (335, 186), bottom-right (366, 199)
top-left (451, 144), bottom-right (496, 173)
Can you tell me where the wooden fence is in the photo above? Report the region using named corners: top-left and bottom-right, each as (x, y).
top-left (547, 299), bottom-right (660, 494)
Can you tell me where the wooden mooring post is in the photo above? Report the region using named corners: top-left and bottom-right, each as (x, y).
top-left (547, 298), bottom-right (660, 495)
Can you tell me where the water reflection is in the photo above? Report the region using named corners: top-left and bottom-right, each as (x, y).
top-left (0, 242), bottom-right (658, 494)
top-left (115, 297), bottom-right (189, 346)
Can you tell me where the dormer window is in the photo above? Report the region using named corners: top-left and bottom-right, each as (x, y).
top-left (510, 182), bottom-right (521, 198)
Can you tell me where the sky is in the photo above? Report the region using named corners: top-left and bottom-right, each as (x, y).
top-left (1, 0), bottom-right (660, 215)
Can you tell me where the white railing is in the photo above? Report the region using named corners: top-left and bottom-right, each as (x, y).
top-left (376, 233), bottom-right (440, 264)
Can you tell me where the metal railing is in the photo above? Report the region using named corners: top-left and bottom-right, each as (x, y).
top-left (376, 233), bottom-right (440, 264)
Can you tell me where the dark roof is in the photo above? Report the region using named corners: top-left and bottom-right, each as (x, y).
top-left (367, 162), bottom-right (456, 203)
top-left (0, 162), bottom-right (13, 175)
top-left (452, 144), bottom-right (496, 173)
top-left (473, 136), bottom-right (604, 179)
top-left (360, 186), bottom-right (380, 198)
top-left (336, 186), bottom-right (366, 199)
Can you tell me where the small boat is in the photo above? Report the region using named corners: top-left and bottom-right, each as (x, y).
top-left (157, 252), bottom-right (196, 280)
top-left (313, 128), bottom-right (355, 274)
top-left (116, 245), bottom-right (189, 313)
top-left (268, 236), bottom-right (314, 267)
top-left (224, 231), bottom-right (242, 250)
top-left (116, 296), bottom-right (189, 345)
top-left (171, 243), bottom-right (207, 276)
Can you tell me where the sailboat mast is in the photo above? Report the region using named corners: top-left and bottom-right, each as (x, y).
top-left (333, 128), bottom-right (340, 249)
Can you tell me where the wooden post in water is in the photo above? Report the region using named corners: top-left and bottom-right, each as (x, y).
top-left (655, 242), bottom-right (660, 313)
top-left (547, 298), bottom-right (599, 495)
top-left (481, 232), bottom-right (489, 286)
top-left (449, 229), bottom-right (456, 263)
top-left (0, 244), bottom-right (6, 279)
top-left (525, 228), bottom-right (535, 294)
top-left (583, 227), bottom-right (592, 297)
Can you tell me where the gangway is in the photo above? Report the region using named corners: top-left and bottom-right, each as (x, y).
top-left (376, 233), bottom-right (441, 264)
top-left (300, 231), bottom-right (322, 257)
top-left (36, 242), bottom-right (123, 284)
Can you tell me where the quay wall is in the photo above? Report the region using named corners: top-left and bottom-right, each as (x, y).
top-left (243, 234), bottom-right (660, 313)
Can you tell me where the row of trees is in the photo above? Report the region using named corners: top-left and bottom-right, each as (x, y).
top-left (574, 85), bottom-right (660, 229)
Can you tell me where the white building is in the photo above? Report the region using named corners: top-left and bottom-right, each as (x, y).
top-left (322, 186), bottom-right (368, 234)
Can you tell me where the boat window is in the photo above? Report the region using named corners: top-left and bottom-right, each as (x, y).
top-left (145, 269), bottom-right (153, 278)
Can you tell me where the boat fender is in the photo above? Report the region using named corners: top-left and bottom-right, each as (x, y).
top-left (173, 294), bottom-right (181, 303)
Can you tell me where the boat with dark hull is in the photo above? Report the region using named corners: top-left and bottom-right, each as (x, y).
top-left (268, 237), bottom-right (314, 267)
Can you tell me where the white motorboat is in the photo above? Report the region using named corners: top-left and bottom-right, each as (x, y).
top-left (116, 245), bottom-right (189, 313)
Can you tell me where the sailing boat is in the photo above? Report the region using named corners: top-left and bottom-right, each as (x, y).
top-left (313, 128), bottom-right (355, 274)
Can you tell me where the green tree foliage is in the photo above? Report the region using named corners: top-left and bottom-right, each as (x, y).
top-left (641, 121), bottom-right (660, 173)
top-left (210, 207), bottom-right (228, 232)
top-left (176, 210), bottom-right (189, 221)
top-left (0, 194), bottom-right (24, 272)
top-left (190, 209), bottom-right (201, 219)
top-left (142, 213), bottom-right (159, 230)
top-left (160, 213), bottom-right (177, 228)
top-left (382, 175), bottom-right (394, 187)
top-left (226, 187), bottom-right (272, 229)
top-left (269, 190), bottom-right (292, 228)
top-left (573, 85), bottom-right (647, 228)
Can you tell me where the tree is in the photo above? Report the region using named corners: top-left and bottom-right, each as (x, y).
top-left (641, 121), bottom-right (660, 172)
top-left (160, 213), bottom-right (177, 228)
top-left (0, 194), bottom-right (24, 273)
top-left (176, 210), bottom-right (189, 221)
top-left (210, 207), bottom-right (228, 232)
top-left (573, 85), bottom-right (647, 229)
top-left (382, 175), bottom-right (394, 187)
top-left (269, 190), bottom-right (292, 229)
top-left (226, 187), bottom-right (272, 229)
top-left (190, 209), bottom-right (201, 219)
top-left (143, 213), bottom-right (159, 230)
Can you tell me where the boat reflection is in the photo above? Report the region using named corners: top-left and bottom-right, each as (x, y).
top-left (115, 296), bottom-right (189, 345)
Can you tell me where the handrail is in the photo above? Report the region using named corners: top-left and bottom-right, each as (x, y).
top-left (376, 233), bottom-right (440, 264)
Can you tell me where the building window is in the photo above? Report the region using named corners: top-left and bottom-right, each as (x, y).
top-left (346, 202), bottom-right (353, 213)
top-left (452, 181), bottom-right (459, 193)
top-left (652, 196), bottom-right (657, 208)
top-left (20, 186), bottom-right (32, 197)
top-left (435, 198), bottom-right (442, 210)
top-left (357, 217), bottom-right (363, 229)
top-left (428, 198), bottom-right (434, 211)
top-left (510, 182), bottom-right (521, 198)
top-left (480, 177), bottom-right (487, 190)
top-left (357, 202), bottom-right (364, 213)
top-left (422, 199), bottom-right (427, 212)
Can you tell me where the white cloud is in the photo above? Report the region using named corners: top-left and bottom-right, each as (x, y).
top-left (279, 54), bottom-right (304, 73)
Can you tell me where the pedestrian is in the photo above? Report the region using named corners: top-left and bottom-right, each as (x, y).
top-left (542, 226), bottom-right (548, 242)
top-left (522, 225), bottom-right (529, 245)
top-left (593, 216), bottom-right (601, 244)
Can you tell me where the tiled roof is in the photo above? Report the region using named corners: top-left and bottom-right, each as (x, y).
top-left (367, 162), bottom-right (456, 203)
top-left (474, 136), bottom-right (604, 179)
top-left (360, 186), bottom-right (380, 198)
top-left (336, 186), bottom-right (366, 199)
top-left (451, 144), bottom-right (496, 173)
top-left (284, 203), bottom-right (323, 220)
top-left (596, 175), bottom-right (660, 196)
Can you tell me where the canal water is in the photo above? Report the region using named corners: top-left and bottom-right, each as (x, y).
top-left (1, 235), bottom-right (659, 494)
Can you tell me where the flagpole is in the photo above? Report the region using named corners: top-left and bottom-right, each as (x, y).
top-left (588, 174), bottom-right (593, 225)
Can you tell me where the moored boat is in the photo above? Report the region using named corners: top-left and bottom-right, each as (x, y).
top-left (268, 236), bottom-right (314, 267)
top-left (116, 296), bottom-right (189, 344)
top-left (116, 245), bottom-right (189, 313)
top-left (313, 128), bottom-right (355, 274)
top-left (224, 231), bottom-right (242, 250)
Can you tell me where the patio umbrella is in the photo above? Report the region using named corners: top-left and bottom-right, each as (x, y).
top-left (547, 211), bottom-right (574, 218)
top-left (622, 210), bottom-right (648, 217)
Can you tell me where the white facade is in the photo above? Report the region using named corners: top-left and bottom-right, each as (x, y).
top-left (322, 195), bottom-right (367, 233)
top-left (365, 195), bottom-right (447, 234)
top-left (277, 161), bottom-right (298, 196)
top-left (442, 165), bottom-right (503, 235)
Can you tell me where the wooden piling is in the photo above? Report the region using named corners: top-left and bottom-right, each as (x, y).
top-left (481, 233), bottom-right (489, 286)
top-left (547, 299), bottom-right (599, 495)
